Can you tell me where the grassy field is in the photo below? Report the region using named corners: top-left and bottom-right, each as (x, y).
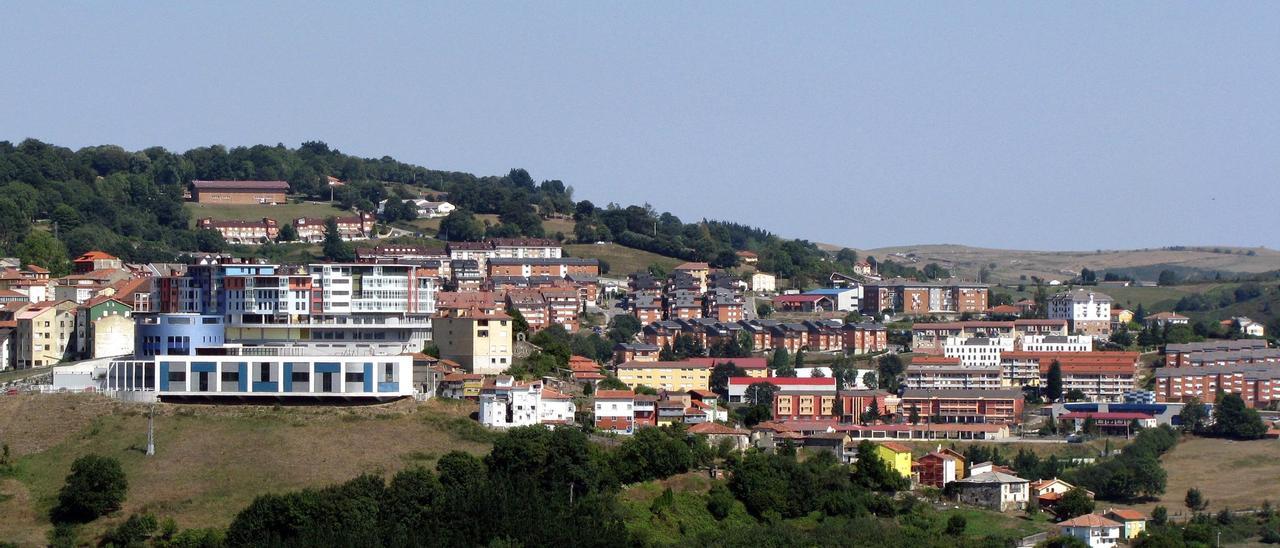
top-left (185, 201), bottom-right (352, 227)
top-left (851, 244), bottom-right (1280, 284)
top-left (542, 217), bottom-right (576, 238)
top-left (1108, 436), bottom-right (1280, 518)
top-left (0, 395), bottom-right (492, 544)
top-left (565, 243), bottom-right (682, 276)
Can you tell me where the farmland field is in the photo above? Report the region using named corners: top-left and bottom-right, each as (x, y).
top-left (1108, 436), bottom-right (1280, 519)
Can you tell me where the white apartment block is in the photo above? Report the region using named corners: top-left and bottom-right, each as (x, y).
top-left (943, 336), bottom-right (1014, 368)
top-left (479, 376), bottom-right (543, 428)
top-left (1047, 289), bottom-right (1113, 339)
top-left (905, 365), bottom-right (1003, 390)
top-left (1021, 335), bottom-right (1092, 353)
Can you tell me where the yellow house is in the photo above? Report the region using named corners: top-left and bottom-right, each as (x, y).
top-left (1104, 509), bottom-right (1148, 539)
top-left (435, 308), bottom-right (513, 375)
top-left (15, 301), bottom-right (76, 368)
top-left (615, 360), bottom-right (711, 392)
top-left (874, 441), bottom-right (914, 478)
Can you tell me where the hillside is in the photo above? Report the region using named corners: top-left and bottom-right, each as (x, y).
top-left (846, 244), bottom-right (1280, 284)
top-left (0, 394), bottom-right (492, 544)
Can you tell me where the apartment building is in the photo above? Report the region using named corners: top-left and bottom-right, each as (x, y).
top-left (1164, 339), bottom-right (1272, 368)
top-left (912, 320), bottom-right (1068, 355)
top-left (1021, 335), bottom-right (1092, 353)
top-left (594, 390), bottom-right (636, 434)
top-left (14, 301), bottom-right (76, 368)
top-left (434, 308), bottom-right (513, 375)
top-left (906, 356), bottom-right (1002, 390)
top-left (292, 213), bottom-right (375, 242)
top-left (843, 322), bottom-right (888, 355)
top-left (899, 388), bottom-right (1024, 424)
top-left (997, 352), bottom-right (1139, 401)
top-left (1154, 365), bottom-right (1280, 408)
top-left (943, 336), bottom-right (1015, 368)
top-left (487, 257), bottom-right (599, 279)
top-left (1047, 289), bottom-right (1113, 338)
top-left (861, 279), bottom-right (990, 316)
top-left (196, 217), bottom-right (279, 244)
top-left (615, 360), bottom-right (712, 392)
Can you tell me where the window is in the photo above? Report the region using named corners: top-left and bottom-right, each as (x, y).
top-left (345, 372), bottom-right (364, 383)
top-left (383, 363), bottom-right (394, 382)
top-left (168, 371), bottom-right (186, 382)
top-left (291, 371), bottom-right (309, 383)
top-left (221, 371), bottom-right (238, 382)
top-left (259, 363), bottom-right (271, 382)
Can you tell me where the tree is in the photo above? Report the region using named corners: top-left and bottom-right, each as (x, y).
top-left (877, 354), bottom-right (905, 392)
top-left (909, 405), bottom-right (920, 425)
top-left (1212, 393), bottom-right (1268, 439)
top-left (1046, 360), bottom-right (1064, 402)
top-left (945, 514), bottom-right (966, 536)
top-left (1152, 505), bottom-right (1168, 526)
top-left (744, 382), bottom-right (778, 407)
top-left (17, 231), bottom-right (71, 277)
top-left (506, 306), bottom-right (529, 336)
top-left (606, 314), bottom-right (641, 344)
top-left (195, 228), bottom-right (226, 252)
top-left (769, 347), bottom-right (790, 371)
top-left (1065, 388), bottom-right (1087, 402)
top-left (1185, 487), bottom-right (1208, 512)
top-left (1158, 270), bottom-right (1179, 286)
top-left (52, 454), bottom-right (128, 523)
top-left (0, 197), bottom-right (31, 252)
top-left (321, 217), bottom-right (354, 261)
top-left (277, 222), bottom-right (298, 242)
top-left (1177, 396), bottom-right (1208, 434)
top-left (861, 371), bottom-right (876, 390)
top-left (438, 209), bottom-right (484, 242)
top-left (792, 349), bottom-right (806, 370)
top-left (710, 361), bottom-right (747, 397)
top-left (1055, 487), bottom-right (1095, 520)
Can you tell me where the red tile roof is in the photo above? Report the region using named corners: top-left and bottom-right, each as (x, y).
top-left (1058, 514), bottom-right (1121, 528)
top-left (689, 422), bottom-right (749, 435)
top-left (192, 180), bottom-right (290, 190)
top-left (1105, 509), bottom-right (1148, 521)
top-left (877, 441), bottom-right (913, 453)
top-left (594, 390), bottom-right (635, 399)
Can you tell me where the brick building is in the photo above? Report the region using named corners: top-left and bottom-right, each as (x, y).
top-left (899, 388), bottom-right (1024, 424)
top-left (861, 279), bottom-right (989, 316)
top-left (191, 180), bottom-right (289, 204)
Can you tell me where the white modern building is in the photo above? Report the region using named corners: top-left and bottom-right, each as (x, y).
top-left (478, 376), bottom-right (543, 428)
top-left (99, 346), bottom-right (415, 401)
top-left (803, 287), bottom-right (862, 312)
top-left (1047, 289), bottom-right (1113, 339)
top-left (942, 336), bottom-right (1014, 368)
top-left (750, 272), bottom-right (776, 293)
top-left (1021, 335), bottom-right (1092, 353)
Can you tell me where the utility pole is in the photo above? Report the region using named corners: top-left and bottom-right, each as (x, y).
top-left (146, 402), bottom-right (155, 456)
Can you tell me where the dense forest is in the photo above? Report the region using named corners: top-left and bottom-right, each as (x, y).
top-left (0, 139), bottom-right (869, 283)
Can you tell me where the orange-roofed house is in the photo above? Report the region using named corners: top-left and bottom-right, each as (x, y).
top-left (1103, 508), bottom-right (1148, 539)
top-left (73, 251), bottom-right (123, 274)
top-left (1057, 514), bottom-right (1123, 548)
top-left (689, 421), bottom-right (751, 451)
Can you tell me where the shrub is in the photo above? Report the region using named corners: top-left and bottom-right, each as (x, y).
top-left (51, 454), bottom-right (128, 523)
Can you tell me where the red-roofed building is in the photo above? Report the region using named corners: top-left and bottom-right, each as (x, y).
top-left (774, 294), bottom-right (833, 312)
top-left (73, 251), bottom-right (122, 274)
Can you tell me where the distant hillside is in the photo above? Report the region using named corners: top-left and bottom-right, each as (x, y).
top-left (839, 244), bottom-right (1280, 284)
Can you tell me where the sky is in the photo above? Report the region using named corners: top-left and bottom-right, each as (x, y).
top-left (2, 2), bottom-right (1278, 251)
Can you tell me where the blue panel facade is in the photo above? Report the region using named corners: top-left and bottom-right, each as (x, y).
top-left (253, 381), bottom-right (279, 392)
top-left (378, 382), bottom-right (399, 393)
top-left (134, 314), bottom-right (225, 359)
top-left (191, 362), bottom-right (216, 373)
top-left (315, 363), bottom-right (340, 373)
top-left (238, 363), bottom-right (248, 392)
top-left (283, 363), bottom-right (293, 392)
top-left (363, 363), bottom-right (373, 393)
top-left (159, 362), bottom-right (169, 391)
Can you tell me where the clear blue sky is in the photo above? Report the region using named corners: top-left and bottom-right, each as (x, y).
top-left (2, 3), bottom-right (1278, 250)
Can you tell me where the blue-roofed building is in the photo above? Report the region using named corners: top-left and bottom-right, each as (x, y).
top-left (803, 287), bottom-right (862, 312)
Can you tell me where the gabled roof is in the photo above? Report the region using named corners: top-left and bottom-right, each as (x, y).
top-left (1104, 508), bottom-right (1148, 522)
top-left (1058, 514), bottom-right (1121, 528)
top-left (689, 422), bottom-right (749, 436)
top-left (594, 390), bottom-right (635, 400)
top-left (955, 471), bottom-right (1027, 485)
